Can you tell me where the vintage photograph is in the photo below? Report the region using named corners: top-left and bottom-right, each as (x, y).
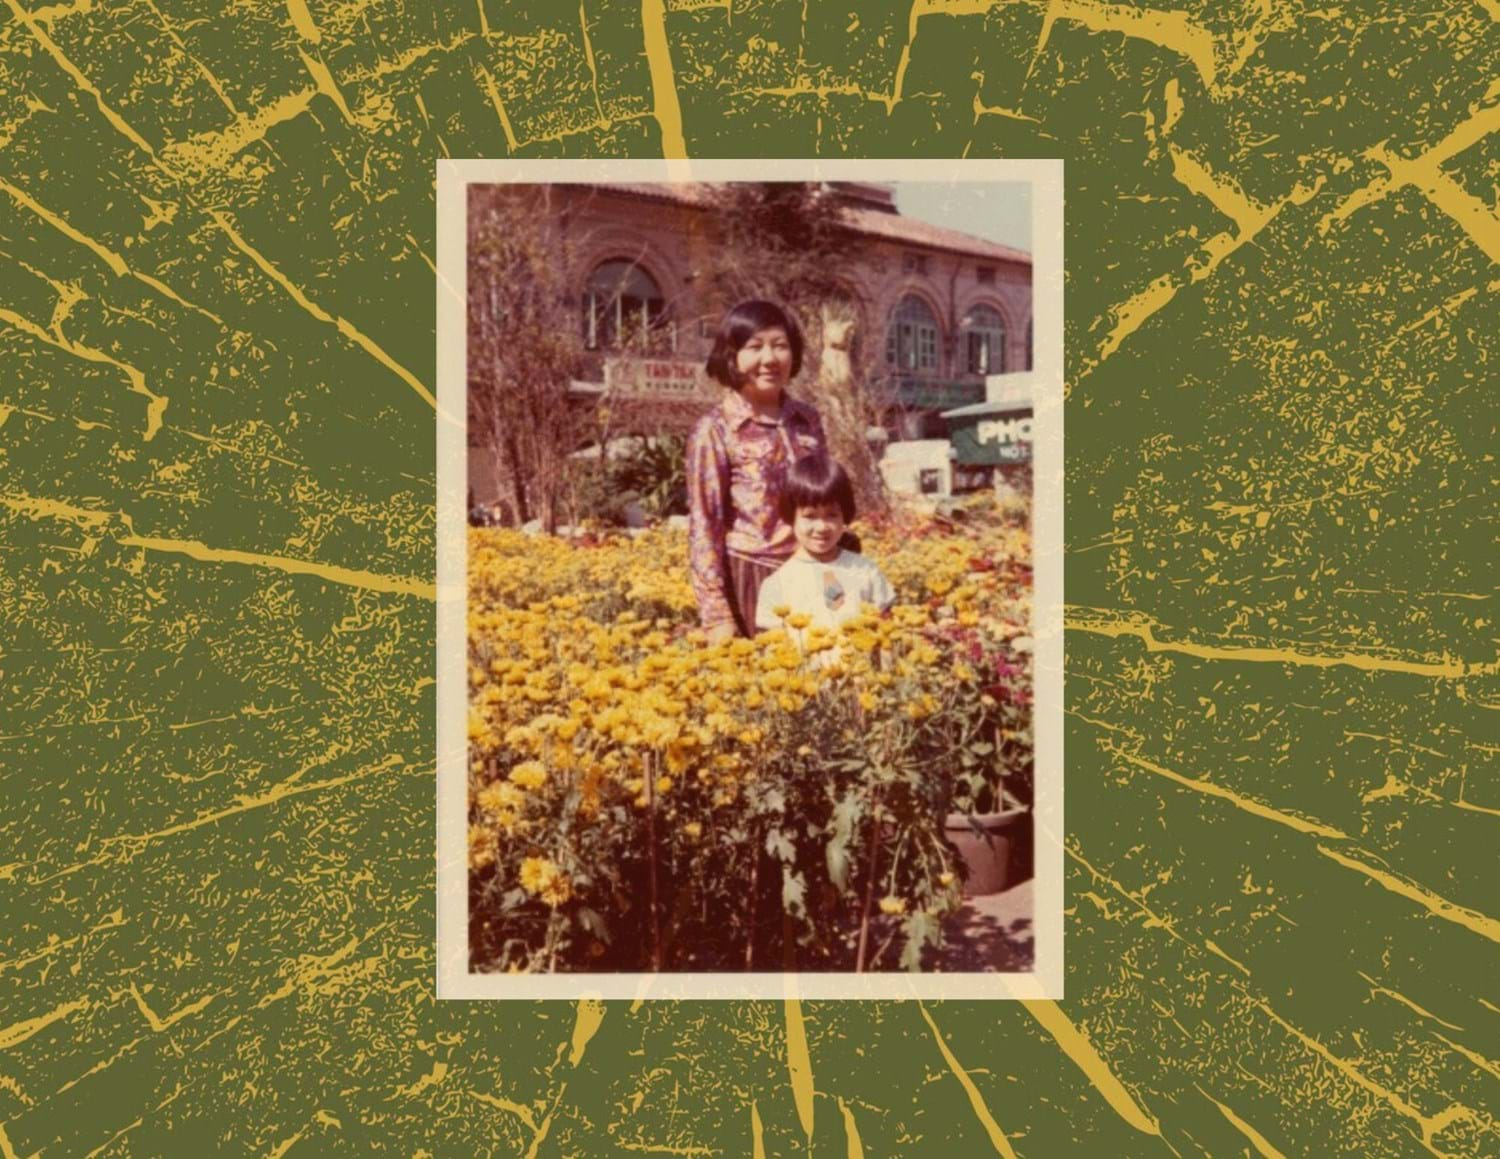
top-left (437, 161), bottom-right (1062, 999)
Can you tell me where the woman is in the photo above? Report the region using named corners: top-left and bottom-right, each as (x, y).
top-left (688, 299), bottom-right (827, 641)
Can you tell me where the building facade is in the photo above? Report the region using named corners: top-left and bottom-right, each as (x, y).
top-left (468, 181), bottom-right (1033, 507)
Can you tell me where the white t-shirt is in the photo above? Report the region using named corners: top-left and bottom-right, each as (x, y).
top-left (754, 550), bottom-right (897, 634)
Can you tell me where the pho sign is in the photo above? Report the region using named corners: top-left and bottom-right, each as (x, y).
top-left (977, 415), bottom-right (1034, 461)
top-left (604, 357), bottom-right (715, 401)
top-left (948, 407), bottom-right (1034, 466)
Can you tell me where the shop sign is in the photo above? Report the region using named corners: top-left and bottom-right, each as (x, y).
top-left (604, 357), bottom-right (715, 401)
top-left (951, 409), bottom-right (1034, 465)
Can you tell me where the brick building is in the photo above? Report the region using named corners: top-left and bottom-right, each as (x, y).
top-left (468, 181), bottom-right (1032, 506)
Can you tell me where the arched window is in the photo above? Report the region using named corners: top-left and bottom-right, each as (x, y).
top-left (962, 305), bottom-right (1006, 375)
top-left (582, 259), bottom-right (674, 352)
top-left (885, 295), bottom-right (939, 372)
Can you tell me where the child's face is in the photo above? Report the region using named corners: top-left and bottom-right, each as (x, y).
top-left (793, 502), bottom-right (846, 561)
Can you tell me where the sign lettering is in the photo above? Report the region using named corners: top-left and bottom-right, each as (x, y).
top-left (976, 416), bottom-right (1035, 446)
top-left (605, 357), bottom-right (714, 399)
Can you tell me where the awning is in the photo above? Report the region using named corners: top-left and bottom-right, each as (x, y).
top-left (875, 376), bottom-right (987, 411)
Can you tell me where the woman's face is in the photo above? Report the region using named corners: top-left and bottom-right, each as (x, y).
top-left (734, 326), bottom-right (793, 402)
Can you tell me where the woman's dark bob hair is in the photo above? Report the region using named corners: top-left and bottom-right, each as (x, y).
top-left (704, 299), bottom-right (805, 389)
top-left (778, 454), bottom-right (856, 524)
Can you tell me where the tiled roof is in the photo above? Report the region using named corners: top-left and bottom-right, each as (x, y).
top-left (584, 183), bottom-right (1031, 266)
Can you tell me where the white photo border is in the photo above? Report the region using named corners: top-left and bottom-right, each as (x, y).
top-left (436, 158), bottom-right (1064, 1000)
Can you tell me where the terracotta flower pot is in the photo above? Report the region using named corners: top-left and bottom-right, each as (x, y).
top-left (944, 808), bottom-right (1027, 897)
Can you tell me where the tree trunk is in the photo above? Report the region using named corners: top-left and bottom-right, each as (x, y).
top-left (814, 304), bottom-right (889, 519)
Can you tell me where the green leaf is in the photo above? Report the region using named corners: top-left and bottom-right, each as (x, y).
top-left (765, 829), bottom-right (795, 863)
top-left (899, 911), bottom-right (940, 972)
top-left (825, 794), bottom-right (863, 892)
top-left (576, 907), bottom-right (610, 944)
top-left (782, 868), bottom-right (807, 919)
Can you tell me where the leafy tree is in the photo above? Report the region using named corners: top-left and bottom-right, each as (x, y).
top-left (467, 186), bottom-right (586, 532)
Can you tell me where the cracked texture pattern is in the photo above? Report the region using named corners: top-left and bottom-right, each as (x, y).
top-left (2, 0), bottom-right (1498, 1154)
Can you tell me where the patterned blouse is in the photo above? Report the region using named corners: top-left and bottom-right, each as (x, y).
top-left (686, 389), bottom-right (827, 630)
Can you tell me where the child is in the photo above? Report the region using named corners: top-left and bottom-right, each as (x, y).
top-left (754, 455), bottom-right (895, 639)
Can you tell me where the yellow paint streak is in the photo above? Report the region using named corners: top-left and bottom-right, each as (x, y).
top-left (115, 531), bottom-right (436, 599)
top-left (4, 0), bottom-right (161, 163)
top-left (141, 0), bottom-right (239, 116)
top-left (0, 997), bottom-right (90, 1050)
top-left (1067, 606), bottom-right (1495, 679)
top-left (1203, 939), bottom-right (1250, 977)
top-left (1161, 76), bottom-right (1183, 134)
top-left (286, 0), bottom-right (322, 42)
top-left (126, 984), bottom-right (215, 1031)
top-left (1056, 0), bottom-right (1217, 86)
top-left (579, 2), bottom-right (605, 121)
top-left (54, 1033), bottom-right (148, 1097)
top-left (1358, 972), bottom-right (1464, 1031)
top-left (1170, 146), bottom-right (1271, 235)
top-left (1022, 1000), bottom-right (1161, 1136)
top-left (206, 209), bottom-right (437, 409)
top-left (640, 0), bottom-right (689, 159)
top-left (1455, 798), bottom-right (1500, 819)
top-left (918, 1001), bottom-right (1018, 1156)
top-left (106, 754), bottom-right (409, 853)
top-left (1196, 1085), bottom-right (1286, 1158)
top-left (266, 1126), bottom-right (307, 1159)
top-left (973, 94), bottom-right (1039, 123)
top-left (746, 79), bottom-right (893, 110)
top-left (0, 491), bottom-right (117, 530)
top-left (162, 88), bottom-right (317, 177)
top-left (569, 998), bottom-right (606, 1066)
top-left (0, 305), bottom-right (166, 440)
top-left (888, 0), bottom-right (922, 113)
top-left (1103, 742), bottom-right (1350, 840)
top-left (1321, 98), bottom-right (1500, 237)
top-left (750, 1099), bottom-right (765, 1159)
top-left (1317, 845), bottom-right (1500, 945)
top-left (783, 997), bottom-right (815, 1142)
top-left (522, 1082), bottom-right (563, 1159)
top-left (1091, 270), bottom-right (1180, 365)
top-left (471, 1091), bottom-right (539, 1132)
top-left (915, 0), bottom-right (1001, 17)
top-left (1084, 156), bottom-right (1321, 372)
top-left (1432, 1032), bottom-right (1500, 1085)
top-left (1368, 144), bottom-right (1500, 264)
top-left (476, 65), bottom-right (520, 152)
top-left (1246, 990), bottom-right (1476, 1151)
top-left (1025, 0), bottom-right (1061, 83)
top-left (838, 1096), bottom-right (865, 1158)
top-left (396, 1061), bottom-right (449, 1099)
top-left (298, 47), bottom-right (363, 128)
top-left (405, 233), bottom-right (438, 276)
top-left (0, 176), bottom-right (222, 325)
top-left (0, 1120), bottom-right (33, 1159)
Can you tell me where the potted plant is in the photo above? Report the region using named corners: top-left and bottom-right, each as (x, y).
top-left (946, 680), bottom-right (1033, 896)
top-left (944, 784), bottom-right (1029, 897)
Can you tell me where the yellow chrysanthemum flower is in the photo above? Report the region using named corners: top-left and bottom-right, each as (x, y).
top-left (509, 761), bottom-right (547, 791)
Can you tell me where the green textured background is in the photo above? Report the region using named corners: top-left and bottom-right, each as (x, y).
top-left (3, 0), bottom-right (1498, 1154)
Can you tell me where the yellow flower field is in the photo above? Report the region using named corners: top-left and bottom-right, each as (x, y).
top-left (467, 494), bottom-right (1034, 973)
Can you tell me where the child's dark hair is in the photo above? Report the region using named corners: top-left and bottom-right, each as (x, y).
top-left (704, 299), bottom-right (805, 388)
top-left (779, 454), bottom-right (856, 524)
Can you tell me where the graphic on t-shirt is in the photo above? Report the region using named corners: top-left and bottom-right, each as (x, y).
top-left (822, 569), bottom-right (845, 611)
